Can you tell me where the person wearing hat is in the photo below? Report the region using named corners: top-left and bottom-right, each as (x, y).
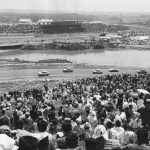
top-left (84, 122), bottom-right (93, 138)
top-left (0, 134), bottom-right (18, 150)
top-left (32, 119), bottom-right (55, 150)
top-left (73, 117), bottom-right (84, 137)
top-left (93, 125), bottom-right (108, 150)
top-left (56, 121), bottom-right (72, 149)
top-left (124, 127), bottom-right (150, 150)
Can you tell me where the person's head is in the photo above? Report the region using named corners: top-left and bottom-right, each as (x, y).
top-left (17, 107), bottom-right (21, 111)
top-left (19, 136), bottom-right (39, 150)
top-left (23, 110), bottom-right (26, 115)
top-left (13, 111), bottom-right (18, 116)
top-left (32, 105), bottom-right (37, 110)
top-left (62, 122), bottom-right (72, 134)
top-left (1, 109), bottom-right (5, 116)
top-left (0, 125), bottom-right (11, 136)
top-left (75, 117), bottom-right (82, 125)
top-left (48, 111), bottom-right (55, 120)
top-left (129, 98), bottom-right (133, 103)
top-left (139, 93), bottom-right (144, 99)
top-left (137, 128), bottom-right (148, 145)
top-left (93, 125), bottom-right (108, 140)
top-left (66, 132), bottom-right (78, 149)
top-left (115, 120), bottom-right (121, 127)
top-left (85, 138), bottom-right (96, 150)
top-left (72, 116), bottom-right (77, 122)
top-left (74, 112), bottom-right (80, 118)
top-left (106, 121), bottom-right (113, 129)
top-left (25, 112), bottom-right (30, 118)
top-left (0, 116), bottom-right (9, 126)
top-left (15, 120), bottom-right (24, 130)
top-left (123, 122), bottom-right (129, 131)
top-left (37, 119), bottom-right (48, 132)
top-left (84, 122), bottom-right (91, 131)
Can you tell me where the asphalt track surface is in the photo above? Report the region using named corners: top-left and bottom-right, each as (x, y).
top-left (0, 68), bottom-right (147, 82)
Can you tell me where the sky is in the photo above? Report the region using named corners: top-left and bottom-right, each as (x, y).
top-left (1, 0), bottom-right (150, 12)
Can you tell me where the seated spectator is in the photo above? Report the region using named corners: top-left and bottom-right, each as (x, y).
top-left (32, 119), bottom-right (55, 150)
top-left (124, 127), bottom-right (149, 150)
top-left (73, 117), bottom-right (84, 136)
top-left (0, 109), bottom-right (10, 126)
top-left (110, 120), bottom-right (124, 143)
top-left (121, 123), bottom-right (136, 146)
top-left (13, 119), bottom-right (31, 143)
top-left (93, 125), bottom-right (108, 150)
top-left (56, 120), bottom-right (72, 149)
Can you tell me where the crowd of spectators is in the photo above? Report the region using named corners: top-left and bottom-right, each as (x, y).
top-left (0, 23), bottom-right (129, 34)
top-left (82, 23), bottom-right (129, 33)
top-left (0, 72), bottom-right (150, 150)
top-left (0, 24), bottom-right (41, 34)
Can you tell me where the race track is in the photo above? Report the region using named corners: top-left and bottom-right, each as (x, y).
top-left (0, 68), bottom-right (146, 82)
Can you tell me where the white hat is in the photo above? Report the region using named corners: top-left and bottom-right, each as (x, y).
top-left (0, 134), bottom-right (16, 150)
top-left (76, 117), bottom-right (82, 124)
top-left (93, 125), bottom-right (108, 140)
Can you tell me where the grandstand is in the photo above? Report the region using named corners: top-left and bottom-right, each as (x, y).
top-left (0, 19), bottom-right (129, 34)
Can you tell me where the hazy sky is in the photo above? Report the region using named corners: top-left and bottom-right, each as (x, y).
top-left (1, 0), bottom-right (150, 12)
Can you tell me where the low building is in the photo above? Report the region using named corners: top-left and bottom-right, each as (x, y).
top-left (18, 19), bottom-right (32, 24)
top-left (38, 19), bottom-right (53, 25)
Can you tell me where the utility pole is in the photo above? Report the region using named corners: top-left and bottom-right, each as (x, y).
top-left (120, 12), bottom-right (123, 26)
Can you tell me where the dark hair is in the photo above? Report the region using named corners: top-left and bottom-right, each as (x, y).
top-left (72, 116), bottom-right (77, 122)
top-left (85, 138), bottom-right (96, 150)
top-left (62, 122), bottom-right (72, 133)
top-left (0, 116), bottom-right (9, 126)
top-left (74, 112), bottom-right (80, 118)
top-left (19, 136), bottom-right (39, 150)
top-left (13, 111), bottom-right (18, 116)
top-left (115, 120), bottom-right (121, 127)
top-left (123, 122), bottom-right (129, 131)
top-left (66, 132), bottom-right (78, 148)
top-left (106, 121), bottom-right (113, 129)
top-left (137, 128), bottom-right (148, 145)
top-left (1, 109), bottom-right (5, 116)
top-left (37, 120), bottom-right (48, 132)
top-left (15, 120), bottom-right (24, 130)
top-left (32, 105), bottom-right (37, 110)
top-left (48, 111), bottom-right (55, 120)
top-left (139, 93), bottom-right (144, 99)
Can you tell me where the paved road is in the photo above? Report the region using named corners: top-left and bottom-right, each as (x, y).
top-left (0, 68), bottom-right (146, 82)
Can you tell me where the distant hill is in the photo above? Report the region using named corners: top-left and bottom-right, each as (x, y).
top-left (0, 10), bottom-right (122, 24)
top-left (0, 10), bottom-right (150, 26)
